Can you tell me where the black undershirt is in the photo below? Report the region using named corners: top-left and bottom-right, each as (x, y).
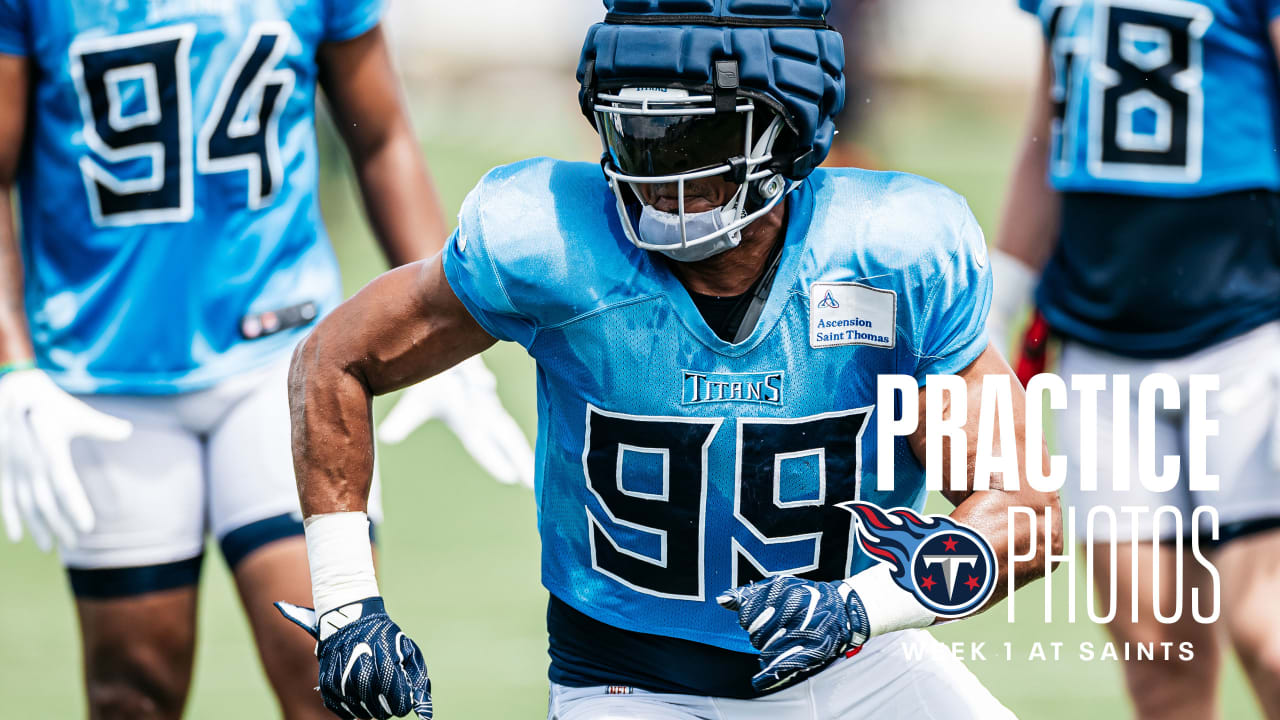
top-left (547, 595), bottom-right (763, 698)
top-left (687, 288), bottom-right (754, 342)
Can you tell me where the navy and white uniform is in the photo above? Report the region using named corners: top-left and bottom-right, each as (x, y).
top-left (1022, 0), bottom-right (1280, 539)
top-left (1022, 0), bottom-right (1280, 356)
top-left (443, 158), bottom-right (1016, 718)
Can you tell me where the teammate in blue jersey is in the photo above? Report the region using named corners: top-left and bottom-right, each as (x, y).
top-left (275, 3), bottom-right (1064, 719)
top-left (993, 1), bottom-right (1280, 718)
top-left (0, 1), bottom-right (532, 718)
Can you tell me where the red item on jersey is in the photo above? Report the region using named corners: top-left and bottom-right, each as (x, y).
top-left (1015, 310), bottom-right (1051, 388)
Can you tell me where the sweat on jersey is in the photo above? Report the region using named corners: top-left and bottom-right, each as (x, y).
top-left (441, 158), bottom-right (992, 656)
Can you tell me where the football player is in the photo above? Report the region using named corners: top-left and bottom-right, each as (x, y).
top-left (275, 2), bottom-right (1062, 719)
top-left (0, 1), bottom-right (531, 718)
top-left (992, 1), bottom-right (1280, 718)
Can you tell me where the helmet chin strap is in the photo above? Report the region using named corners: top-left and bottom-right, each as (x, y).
top-left (732, 231), bottom-right (787, 343)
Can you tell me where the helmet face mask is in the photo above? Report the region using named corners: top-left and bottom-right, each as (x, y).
top-left (594, 87), bottom-right (791, 260)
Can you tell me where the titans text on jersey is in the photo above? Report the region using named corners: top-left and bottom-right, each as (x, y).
top-left (442, 158), bottom-right (993, 655)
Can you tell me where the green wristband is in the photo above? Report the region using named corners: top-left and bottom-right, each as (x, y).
top-left (0, 359), bottom-right (36, 378)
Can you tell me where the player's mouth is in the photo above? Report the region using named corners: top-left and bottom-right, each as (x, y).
top-left (644, 179), bottom-right (738, 215)
top-left (653, 195), bottom-right (719, 214)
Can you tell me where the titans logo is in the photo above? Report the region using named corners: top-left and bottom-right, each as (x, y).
top-left (838, 502), bottom-right (997, 618)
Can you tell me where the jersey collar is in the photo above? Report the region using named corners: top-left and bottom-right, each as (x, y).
top-left (653, 179), bottom-right (815, 356)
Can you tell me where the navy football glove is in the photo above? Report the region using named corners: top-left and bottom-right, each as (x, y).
top-left (275, 598), bottom-right (432, 720)
top-left (717, 576), bottom-right (870, 692)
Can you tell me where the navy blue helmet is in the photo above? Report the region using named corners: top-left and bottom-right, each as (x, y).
top-left (577, 0), bottom-right (846, 257)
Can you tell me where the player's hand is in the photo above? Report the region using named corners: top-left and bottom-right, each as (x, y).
top-left (718, 576), bottom-right (870, 692)
top-left (0, 369), bottom-right (132, 551)
top-left (379, 356), bottom-right (534, 488)
top-left (275, 598), bottom-right (433, 720)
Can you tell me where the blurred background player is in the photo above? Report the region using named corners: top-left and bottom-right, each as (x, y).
top-left (0, 1), bottom-right (531, 719)
top-left (276, 1), bottom-right (1062, 718)
top-left (993, 1), bottom-right (1280, 718)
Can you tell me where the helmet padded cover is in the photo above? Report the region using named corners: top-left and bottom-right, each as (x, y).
top-left (607, 0), bottom-right (829, 20)
top-left (578, 0), bottom-right (846, 179)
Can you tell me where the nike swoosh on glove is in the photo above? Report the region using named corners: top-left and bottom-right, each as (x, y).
top-left (718, 575), bottom-right (870, 692)
top-left (276, 598), bottom-right (432, 720)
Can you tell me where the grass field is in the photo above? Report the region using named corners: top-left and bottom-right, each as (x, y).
top-left (0, 78), bottom-right (1264, 719)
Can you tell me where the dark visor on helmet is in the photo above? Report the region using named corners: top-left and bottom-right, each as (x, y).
top-left (597, 110), bottom-right (749, 177)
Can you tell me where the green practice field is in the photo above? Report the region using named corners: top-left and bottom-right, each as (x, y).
top-left (0, 79), bottom-right (1263, 719)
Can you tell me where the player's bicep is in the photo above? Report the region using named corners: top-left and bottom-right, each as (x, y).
top-left (314, 258), bottom-right (496, 398)
top-left (317, 25), bottom-right (406, 157)
top-left (907, 345), bottom-right (1029, 506)
top-left (0, 52), bottom-right (28, 184)
top-left (908, 345), bottom-right (1062, 587)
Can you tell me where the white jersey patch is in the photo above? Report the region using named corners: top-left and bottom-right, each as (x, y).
top-left (809, 282), bottom-right (897, 350)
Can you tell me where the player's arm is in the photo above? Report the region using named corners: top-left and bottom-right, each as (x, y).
top-left (994, 44), bottom-right (1058, 271)
top-left (290, 259), bottom-right (495, 516)
top-left (319, 26), bottom-right (535, 488)
top-left (318, 25), bottom-right (448, 266)
top-left (0, 52), bottom-right (31, 366)
top-left (0, 53), bottom-right (132, 552)
top-left (276, 259), bottom-right (492, 719)
top-left (912, 345), bottom-right (1063, 605)
top-left (989, 43), bottom-right (1059, 356)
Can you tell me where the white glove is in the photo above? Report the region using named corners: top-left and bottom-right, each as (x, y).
top-left (379, 356), bottom-right (534, 489)
top-left (988, 248), bottom-right (1039, 361)
top-left (0, 369), bottom-right (132, 551)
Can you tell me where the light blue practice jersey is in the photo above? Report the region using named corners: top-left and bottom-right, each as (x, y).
top-left (1021, 0), bottom-right (1280, 197)
top-left (0, 0), bottom-right (383, 394)
top-left (442, 159), bottom-right (992, 653)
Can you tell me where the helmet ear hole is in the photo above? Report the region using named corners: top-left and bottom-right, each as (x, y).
top-left (746, 174), bottom-right (786, 211)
